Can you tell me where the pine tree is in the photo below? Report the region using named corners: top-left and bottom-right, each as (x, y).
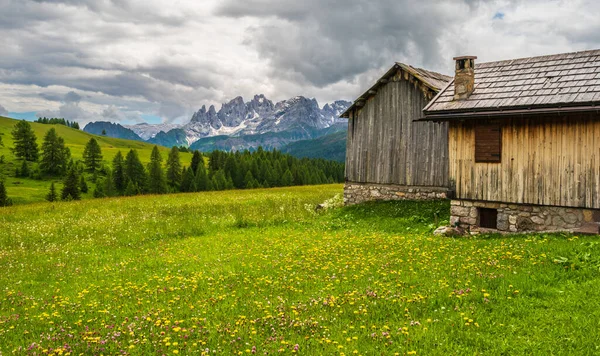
top-left (40, 128), bottom-right (70, 175)
top-left (112, 151), bottom-right (126, 194)
top-left (11, 120), bottom-right (39, 161)
top-left (79, 175), bottom-right (88, 193)
top-left (0, 181), bottom-right (13, 207)
top-left (83, 138), bottom-right (103, 173)
top-left (244, 170), bottom-right (255, 189)
top-left (101, 129), bottom-right (107, 136)
top-left (281, 169), bottom-right (294, 186)
top-left (191, 151), bottom-right (203, 174)
top-left (166, 146), bottom-right (182, 188)
top-left (103, 170), bottom-right (116, 197)
top-left (147, 146), bottom-right (167, 194)
top-left (180, 166), bottom-right (196, 192)
top-left (18, 160), bottom-right (30, 178)
top-left (93, 180), bottom-right (105, 198)
top-left (124, 149), bottom-right (146, 193)
top-left (194, 162), bottom-right (208, 191)
top-left (61, 165), bottom-right (80, 201)
top-left (46, 182), bottom-right (58, 202)
top-left (124, 180), bottom-right (139, 196)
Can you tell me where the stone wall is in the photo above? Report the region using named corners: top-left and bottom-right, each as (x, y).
top-left (451, 200), bottom-right (600, 232)
top-left (344, 182), bottom-right (448, 205)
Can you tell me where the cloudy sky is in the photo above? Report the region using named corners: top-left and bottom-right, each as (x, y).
top-left (0, 0), bottom-right (599, 125)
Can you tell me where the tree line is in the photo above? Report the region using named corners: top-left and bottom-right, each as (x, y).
top-left (0, 120), bottom-right (345, 206)
top-left (35, 117), bottom-right (80, 129)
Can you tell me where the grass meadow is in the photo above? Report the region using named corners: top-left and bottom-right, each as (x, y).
top-left (1, 184), bottom-right (600, 355)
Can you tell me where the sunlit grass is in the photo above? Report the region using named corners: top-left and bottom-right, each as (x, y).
top-left (1, 184), bottom-right (599, 355)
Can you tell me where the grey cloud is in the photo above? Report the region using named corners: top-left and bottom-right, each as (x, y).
top-left (0, 104), bottom-right (8, 116)
top-left (64, 91), bottom-right (82, 103)
top-left (217, 0), bottom-right (470, 86)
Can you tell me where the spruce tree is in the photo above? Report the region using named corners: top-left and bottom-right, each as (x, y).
top-left (194, 161), bottom-right (208, 191)
top-left (180, 166), bottom-right (196, 192)
top-left (11, 120), bottom-right (39, 161)
top-left (103, 170), bottom-right (116, 197)
top-left (124, 149), bottom-right (146, 192)
top-left (83, 138), bottom-right (103, 172)
top-left (93, 181), bottom-right (105, 198)
top-left (281, 169), bottom-right (294, 186)
top-left (61, 165), bottom-right (80, 201)
top-left (166, 146), bottom-right (182, 188)
top-left (124, 180), bottom-right (139, 196)
top-left (19, 160), bottom-right (30, 178)
top-left (191, 151), bottom-right (202, 174)
top-left (112, 151), bottom-right (126, 194)
top-left (79, 175), bottom-right (88, 193)
top-left (46, 182), bottom-right (58, 202)
top-left (40, 128), bottom-right (70, 175)
top-left (244, 170), bottom-right (255, 189)
top-left (147, 146), bottom-right (167, 194)
top-left (0, 181), bottom-right (13, 207)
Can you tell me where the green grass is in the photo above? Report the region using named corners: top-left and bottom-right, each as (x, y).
top-left (1, 185), bottom-right (600, 355)
top-left (0, 116), bottom-right (192, 204)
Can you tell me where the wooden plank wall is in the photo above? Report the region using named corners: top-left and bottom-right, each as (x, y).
top-left (345, 72), bottom-right (449, 187)
top-left (449, 114), bottom-right (600, 209)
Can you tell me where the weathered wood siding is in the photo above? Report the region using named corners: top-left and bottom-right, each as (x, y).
top-left (449, 114), bottom-right (600, 209)
top-left (345, 72), bottom-right (449, 187)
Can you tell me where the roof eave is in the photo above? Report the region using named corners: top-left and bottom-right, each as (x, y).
top-left (419, 102), bottom-right (600, 121)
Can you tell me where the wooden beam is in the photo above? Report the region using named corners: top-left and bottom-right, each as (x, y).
top-left (368, 89), bottom-right (377, 95)
top-left (355, 100), bottom-right (365, 107)
top-left (379, 79), bottom-right (389, 84)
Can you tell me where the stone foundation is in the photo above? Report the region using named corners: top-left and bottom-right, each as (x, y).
top-left (344, 182), bottom-right (448, 205)
top-left (451, 200), bottom-right (600, 232)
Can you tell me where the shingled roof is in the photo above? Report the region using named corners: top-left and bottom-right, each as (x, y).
top-left (423, 49), bottom-right (600, 119)
top-left (340, 63), bottom-right (451, 118)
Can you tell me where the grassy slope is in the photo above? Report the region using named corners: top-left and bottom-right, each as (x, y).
top-left (1, 185), bottom-right (599, 354)
top-left (0, 116), bottom-right (192, 204)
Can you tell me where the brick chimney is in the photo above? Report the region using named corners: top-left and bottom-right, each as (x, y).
top-left (453, 56), bottom-right (477, 100)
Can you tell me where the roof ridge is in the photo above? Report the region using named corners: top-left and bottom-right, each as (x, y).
top-left (397, 62), bottom-right (453, 81)
top-left (478, 48), bottom-right (600, 68)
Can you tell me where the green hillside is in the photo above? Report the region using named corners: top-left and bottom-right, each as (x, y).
top-left (282, 130), bottom-right (347, 162)
top-left (0, 116), bottom-right (192, 204)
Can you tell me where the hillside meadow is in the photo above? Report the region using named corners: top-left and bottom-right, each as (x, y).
top-left (1, 184), bottom-right (600, 355)
top-left (0, 116), bottom-right (193, 204)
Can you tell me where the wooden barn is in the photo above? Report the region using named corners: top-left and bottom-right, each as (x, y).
top-left (341, 63), bottom-right (451, 204)
top-left (422, 50), bottom-right (600, 233)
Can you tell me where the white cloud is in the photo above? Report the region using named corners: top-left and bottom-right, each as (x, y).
top-left (0, 0), bottom-right (599, 124)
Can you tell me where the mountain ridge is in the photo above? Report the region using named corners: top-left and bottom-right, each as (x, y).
top-left (84, 94), bottom-right (350, 154)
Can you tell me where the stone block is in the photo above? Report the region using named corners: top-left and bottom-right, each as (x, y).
top-left (517, 217), bottom-right (535, 231)
top-left (509, 215), bottom-right (517, 225)
top-left (563, 213), bottom-right (579, 224)
top-left (530, 216), bottom-right (545, 225)
top-left (497, 220), bottom-right (509, 231)
top-left (451, 206), bottom-right (471, 217)
top-left (460, 217), bottom-right (477, 225)
top-left (451, 200), bottom-right (461, 206)
top-left (450, 216), bottom-right (460, 226)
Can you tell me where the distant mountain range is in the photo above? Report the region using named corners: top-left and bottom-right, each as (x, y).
top-left (84, 95), bottom-right (350, 161)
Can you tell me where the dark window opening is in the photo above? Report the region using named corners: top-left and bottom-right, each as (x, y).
top-left (475, 124), bottom-right (502, 162)
top-left (479, 208), bottom-right (498, 229)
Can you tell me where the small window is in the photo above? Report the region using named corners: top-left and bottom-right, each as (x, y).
top-left (475, 124), bottom-right (502, 162)
top-left (479, 208), bottom-right (498, 229)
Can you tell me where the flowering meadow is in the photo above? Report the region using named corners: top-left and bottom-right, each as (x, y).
top-left (1, 184), bottom-right (600, 355)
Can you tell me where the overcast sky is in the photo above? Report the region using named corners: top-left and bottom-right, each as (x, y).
top-left (0, 0), bottom-right (599, 125)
